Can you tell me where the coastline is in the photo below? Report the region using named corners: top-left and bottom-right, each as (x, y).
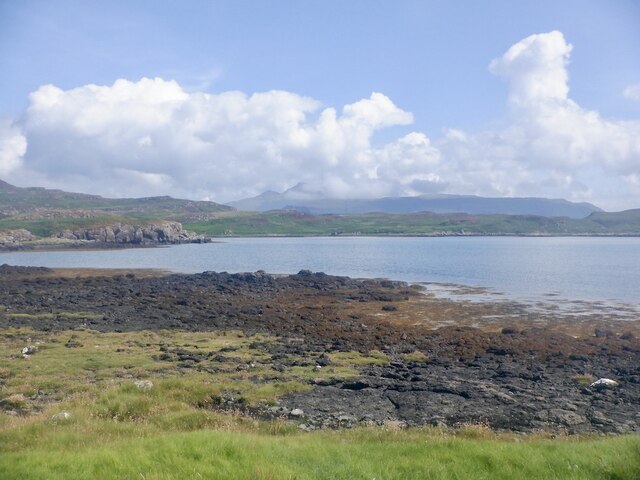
top-left (3, 231), bottom-right (640, 252)
top-left (1, 265), bottom-right (638, 435)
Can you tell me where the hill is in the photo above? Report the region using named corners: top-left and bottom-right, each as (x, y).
top-left (228, 184), bottom-right (602, 219)
top-left (183, 209), bottom-right (640, 237)
top-left (0, 179), bottom-right (232, 243)
top-left (1, 180), bottom-right (639, 244)
top-left (0, 179), bottom-right (232, 218)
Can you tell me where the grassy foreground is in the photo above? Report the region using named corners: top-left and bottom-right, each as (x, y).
top-left (1, 326), bottom-right (639, 479)
top-left (2, 425), bottom-right (639, 479)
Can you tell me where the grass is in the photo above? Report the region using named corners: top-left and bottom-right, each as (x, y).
top-left (1, 326), bottom-right (639, 479)
top-left (403, 350), bottom-right (429, 362)
top-left (0, 425), bottom-right (638, 479)
top-left (6, 311), bottom-right (103, 321)
top-left (182, 210), bottom-right (622, 237)
top-left (0, 326), bottom-right (380, 420)
top-left (329, 350), bottom-right (390, 366)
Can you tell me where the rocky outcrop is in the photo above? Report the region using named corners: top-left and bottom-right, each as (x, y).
top-left (1, 268), bottom-right (638, 434)
top-left (0, 229), bottom-right (35, 245)
top-left (53, 222), bottom-right (208, 245)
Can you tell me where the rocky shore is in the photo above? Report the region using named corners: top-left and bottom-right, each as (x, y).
top-left (0, 222), bottom-right (209, 250)
top-left (1, 266), bottom-right (638, 434)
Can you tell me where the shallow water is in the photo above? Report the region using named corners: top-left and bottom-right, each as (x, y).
top-left (2, 236), bottom-right (640, 311)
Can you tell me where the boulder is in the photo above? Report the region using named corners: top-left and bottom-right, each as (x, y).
top-left (0, 229), bottom-right (35, 245)
top-left (21, 345), bottom-right (37, 357)
top-left (51, 222), bottom-right (207, 245)
top-left (589, 378), bottom-right (619, 390)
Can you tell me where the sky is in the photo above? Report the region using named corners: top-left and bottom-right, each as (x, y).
top-left (0, 0), bottom-right (639, 210)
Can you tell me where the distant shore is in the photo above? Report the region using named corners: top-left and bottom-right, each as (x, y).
top-left (3, 231), bottom-right (640, 253)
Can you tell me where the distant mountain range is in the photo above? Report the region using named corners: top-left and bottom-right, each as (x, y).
top-left (228, 183), bottom-right (602, 219)
top-left (3, 179), bottom-right (640, 241)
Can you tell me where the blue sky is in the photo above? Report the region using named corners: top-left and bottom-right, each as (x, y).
top-left (1, 0), bottom-right (639, 209)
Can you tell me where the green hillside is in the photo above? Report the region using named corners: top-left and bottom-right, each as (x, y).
top-left (2, 180), bottom-right (640, 239)
top-left (184, 209), bottom-right (640, 236)
top-left (0, 180), bottom-right (232, 218)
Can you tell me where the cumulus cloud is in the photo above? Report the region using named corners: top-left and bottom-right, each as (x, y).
top-left (489, 30), bottom-right (572, 107)
top-left (8, 78), bottom-right (425, 201)
top-left (437, 31), bottom-right (640, 209)
top-left (0, 120), bottom-right (26, 177)
top-left (3, 31), bottom-right (640, 210)
top-left (624, 83), bottom-right (640, 102)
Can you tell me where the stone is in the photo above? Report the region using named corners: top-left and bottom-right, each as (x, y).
top-left (51, 411), bottom-right (72, 422)
top-left (134, 380), bottom-right (154, 390)
top-left (290, 408), bottom-right (304, 417)
top-left (549, 409), bottom-right (587, 426)
top-left (589, 378), bottom-right (619, 390)
top-left (21, 345), bottom-right (37, 357)
top-left (0, 229), bottom-right (35, 245)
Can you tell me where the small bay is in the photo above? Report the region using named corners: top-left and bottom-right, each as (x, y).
top-left (1, 236), bottom-right (639, 308)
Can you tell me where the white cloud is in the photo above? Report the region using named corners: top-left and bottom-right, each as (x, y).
top-left (624, 83), bottom-right (640, 102)
top-left (0, 119), bottom-right (26, 177)
top-left (2, 31), bottom-right (640, 210)
top-left (437, 31), bottom-right (640, 209)
top-left (9, 78), bottom-right (427, 201)
top-left (489, 31), bottom-right (572, 107)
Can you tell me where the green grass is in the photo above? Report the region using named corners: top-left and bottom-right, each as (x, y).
top-left (1, 327), bottom-right (639, 479)
top-left (183, 210), bottom-right (629, 237)
top-left (0, 326), bottom-right (377, 421)
top-left (0, 425), bottom-right (638, 479)
top-left (329, 350), bottom-right (390, 366)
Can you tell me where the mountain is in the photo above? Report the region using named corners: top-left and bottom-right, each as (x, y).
top-left (1, 180), bottom-right (639, 240)
top-left (228, 184), bottom-right (602, 219)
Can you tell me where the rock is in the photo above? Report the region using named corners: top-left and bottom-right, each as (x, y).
top-left (501, 327), bottom-right (519, 335)
top-left (0, 229), bottom-right (35, 245)
top-left (134, 380), bottom-right (154, 390)
top-left (382, 305), bottom-right (398, 312)
top-left (548, 409), bottom-right (587, 426)
top-left (21, 345), bottom-right (37, 357)
top-left (52, 221), bottom-right (207, 245)
top-left (0, 393), bottom-right (27, 409)
top-left (51, 411), bottom-right (72, 422)
top-left (290, 408), bottom-right (304, 417)
top-left (341, 380), bottom-right (369, 390)
top-left (338, 415), bottom-right (357, 426)
top-left (594, 328), bottom-right (615, 338)
top-left (589, 378), bottom-right (619, 390)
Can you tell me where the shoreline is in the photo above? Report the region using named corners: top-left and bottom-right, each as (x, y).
top-left (2, 231), bottom-right (640, 252)
top-left (1, 265), bottom-right (638, 434)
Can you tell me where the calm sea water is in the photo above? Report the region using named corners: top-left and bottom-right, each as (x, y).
top-left (1, 237), bottom-right (639, 307)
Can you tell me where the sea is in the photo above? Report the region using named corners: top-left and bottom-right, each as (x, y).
top-left (2, 236), bottom-right (639, 313)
